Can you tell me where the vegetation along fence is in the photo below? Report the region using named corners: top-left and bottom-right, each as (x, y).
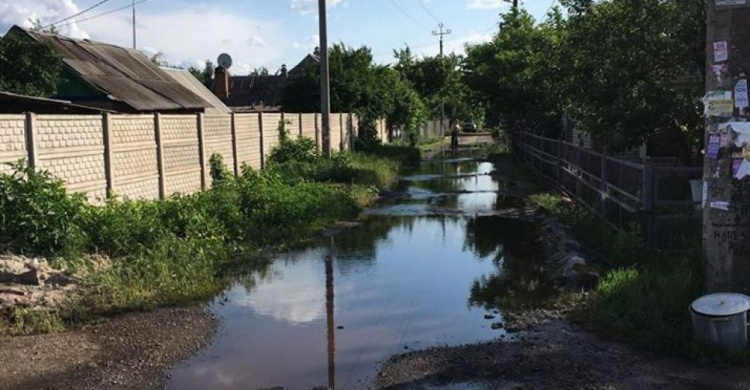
top-left (513, 131), bottom-right (702, 252)
top-left (0, 112), bottom-right (387, 203)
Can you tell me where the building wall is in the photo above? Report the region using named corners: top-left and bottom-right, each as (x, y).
top-left (0, 111), bottom-right (381, 203)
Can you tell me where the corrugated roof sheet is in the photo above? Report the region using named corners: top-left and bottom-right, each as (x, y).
top-left (17, 27), bottom-right (211, 112)
top-left (161, 67), bottom-right (231, 115)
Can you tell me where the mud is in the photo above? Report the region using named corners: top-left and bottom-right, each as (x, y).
top-left (0, 305), bottom-right (216, 390)
top-left (375, 315), bottom-right (750, 390)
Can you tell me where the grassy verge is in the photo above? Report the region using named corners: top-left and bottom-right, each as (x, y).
top-left (487, 146), bottom-right (730, 362)
top-left (0, 134), bottom-right (415, 335)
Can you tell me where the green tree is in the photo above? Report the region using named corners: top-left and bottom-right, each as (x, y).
top-left (0, 33), bottom-right (65, 97)
top-left (188, 60), bottom-right (214, 88)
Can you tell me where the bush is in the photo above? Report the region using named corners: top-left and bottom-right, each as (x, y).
top-left (267, 136), bottom-right (318, 166)
top-left (0, 160), bottom-right (89, 258)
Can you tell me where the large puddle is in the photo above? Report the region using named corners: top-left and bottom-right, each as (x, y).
top-left (168, 154), bottom-right (549, 390)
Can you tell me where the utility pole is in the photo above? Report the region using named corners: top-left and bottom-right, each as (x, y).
top-left (504, 0), bottom-right (519, 9)
top-left (432, 23), bottom-right (451, 58)
top-left (703, 2), bottom-right (750, 292)
top-left (433, 23), bottom-right (451, 143)
top-left (318, 0), bottom-right (332, 158)
top-left (132, 0), bottom-right (136, 49)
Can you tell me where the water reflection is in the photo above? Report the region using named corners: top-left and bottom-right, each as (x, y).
top-left (465, 217), bottom-right (556, 310)
top-left (168, 157), bottom-right (548, 390)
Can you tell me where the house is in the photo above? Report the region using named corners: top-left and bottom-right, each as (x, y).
top-left (0, 91), bottom-right (113, 114)
top-left (6, 25), bottom-right (213, 114)
top-left (161, 67), bottom-right (231, 115)
top-left (212, 49), bottom-right (320, 112)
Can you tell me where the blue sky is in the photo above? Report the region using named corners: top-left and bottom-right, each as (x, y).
top-left (1, 0), bottom-right (558, 75)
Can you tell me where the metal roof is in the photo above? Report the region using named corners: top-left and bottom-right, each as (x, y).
top-left (15, 26), bottom-right (211, 112)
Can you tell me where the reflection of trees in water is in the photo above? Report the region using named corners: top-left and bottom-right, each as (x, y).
top-left (331, 217), bottom-right (403, 275)
top-left (464, 216), bottom-right (555, 310)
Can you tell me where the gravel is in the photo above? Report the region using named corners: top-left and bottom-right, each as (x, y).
top-left (0, 305), bottom-right (216, 390)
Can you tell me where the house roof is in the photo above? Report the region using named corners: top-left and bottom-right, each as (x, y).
top-left (288, 53), bottom-right (319, 77)
top-left (0, 91), bottom-right (115, 114)
top-left (161, 67), bottom-right (231, 115)
top-left (224, 75), bottom-right (287, 110)
top-left (11, 26), bottom-right (211, 112)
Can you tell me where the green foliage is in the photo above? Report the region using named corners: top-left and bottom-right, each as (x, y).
top-left (209, 153), bottom-right (233, 185)
top-left (464, 2), bottom-right (704, 158)
top-left (187, 60), bottom-right (214, 88)
top-left (580, 252), bottom-right (702, 356)
top-left (0, 31), bottom-right (65, 97)
top-left (0, 161), bottom-right (88, 258)
top-left (280, 44), bottom-right (427, 145)
top-left (267, 121), bottom-right (318, 165)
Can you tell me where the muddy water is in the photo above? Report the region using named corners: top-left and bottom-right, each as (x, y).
top-left (168, 155), bottom-right (548, 390)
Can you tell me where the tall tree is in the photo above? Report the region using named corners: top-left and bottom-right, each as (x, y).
top-left (0, 33), bottom-right (65, 97)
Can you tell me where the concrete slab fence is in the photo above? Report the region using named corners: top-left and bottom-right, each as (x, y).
top-left (0, 112), bottom-right (373, 202)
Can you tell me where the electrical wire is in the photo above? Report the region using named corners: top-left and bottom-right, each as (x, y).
top-left (56, 0), bottom-right (154, 28)
top-left (388, 0), bottom-right (427, 27)
top-left (373, 24), bottom-right (496, 59)
top-left (413, 0), bottom-right (441, 23)
top-left (44, 0), bottom-right (114, 28)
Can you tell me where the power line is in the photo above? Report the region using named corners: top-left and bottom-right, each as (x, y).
top-left (373, 24), bottom-right (496, 59)
top-left (413, 0), bottom-right (440, 23)
top-left (388, 0), bottom-right (425, 26)
top-left (57, 0), bottom-right (153, 28)
top-left (44, 0), bottom-right (114, 28)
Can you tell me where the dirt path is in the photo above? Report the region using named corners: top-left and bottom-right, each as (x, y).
top-left (375, 314), bottom-right (750, 390)
top-left (0, 305), bottom-right (215, 390)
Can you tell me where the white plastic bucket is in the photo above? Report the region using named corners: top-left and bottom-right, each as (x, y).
top-left (690, 293), bottom-right (750, 350)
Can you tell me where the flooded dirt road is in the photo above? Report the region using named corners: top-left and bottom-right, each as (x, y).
top-left (167, 151), bottom-right (550, 390)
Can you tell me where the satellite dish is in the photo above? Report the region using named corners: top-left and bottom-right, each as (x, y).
top-left (218, 53), bottom-right (232, 69)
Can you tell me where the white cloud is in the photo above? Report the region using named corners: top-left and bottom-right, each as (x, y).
top-left (290, 0), bottom-right (344, 15)
top-left (0, 1), bottom-right (286, 76)
top-left (0, 0), bottom-right (89, 39)
top-left (293, 34), bottom-right (319, 50)
top-left (465, 0), bottom-right (508, 9)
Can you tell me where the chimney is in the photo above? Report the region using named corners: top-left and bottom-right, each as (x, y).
top-left (281, 64), bottom-right (288, 78)
top-left (213, 66), bottom-right (230, 100)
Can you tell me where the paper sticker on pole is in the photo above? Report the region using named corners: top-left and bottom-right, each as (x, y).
top-left (714, 41), bottom-right (729, 62)
top-left (704, 91), bottom-right (734, 117)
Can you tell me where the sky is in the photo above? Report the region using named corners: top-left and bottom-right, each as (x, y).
top-left (0, 0), bottom-right (558, 75)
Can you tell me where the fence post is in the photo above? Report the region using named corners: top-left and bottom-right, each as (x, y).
top-left (154, 113), bottom-right (166, 199)
top-left (600, 154), bottom-right (607, 218)
top-left (299, 113), bottom-right (304, 138)
top-left (259, 112), bottom-right (265, 170)
top-left (102, 113), bottom-right (114, 196)
top-left (197, 113), bottom-right (207, 190)
top-left (230, 113), bottom-right (239, 176)
top-left (556, 138), bottom-right (563, 184)
top-left (24, 113), bottom-right (37, 168)
top-left (315, 113), bottom-right (320, 153)
top-left (642, 162), bottom-right (656, 248)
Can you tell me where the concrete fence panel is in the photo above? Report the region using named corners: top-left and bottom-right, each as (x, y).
top-left (0, 115), bottom-right (27, 175)
top-left (35, 115), bottom-right (106, 202)
top-left (161, 115), bottom-right (201, 196)
top-left (110, 114), bottom-right (159, 200)
top-left (235, 113), bottom-right (262, 171)
top-left (204, 115), bottom-right (234, 185)
top-left (263, 113), bottom-right (282, 162)
top-left (300, 113), bottom-right (317, 143)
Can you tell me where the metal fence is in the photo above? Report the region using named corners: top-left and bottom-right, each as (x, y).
top-left (513, 131), bottom-right (702, 252)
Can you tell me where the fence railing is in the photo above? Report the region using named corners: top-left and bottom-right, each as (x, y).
top-left (512, 131), bottom-right (702, 252)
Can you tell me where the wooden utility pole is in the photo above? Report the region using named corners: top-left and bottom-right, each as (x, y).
top-left (433, 23), bottom-right (451, 141)
top-left (703, 1), bottom-right (750, 292)
top-left (318, 0), bottom-right (332, 158)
